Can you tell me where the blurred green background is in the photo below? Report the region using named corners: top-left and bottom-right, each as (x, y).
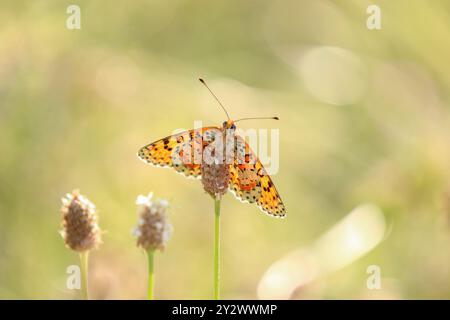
top-left (1, 0), bottom-right (450, 299)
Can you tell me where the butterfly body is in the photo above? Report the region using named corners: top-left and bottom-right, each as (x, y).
top-left (138, 119), bottom-right (286, 218)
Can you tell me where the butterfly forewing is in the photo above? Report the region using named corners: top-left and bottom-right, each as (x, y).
top-left (229, 135), bottom-right (286, 217)
top-left (138, 127), bottom-right (219, 179)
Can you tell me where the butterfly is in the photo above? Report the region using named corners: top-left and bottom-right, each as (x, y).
top-left (137, 79), bottom-right (286, 218)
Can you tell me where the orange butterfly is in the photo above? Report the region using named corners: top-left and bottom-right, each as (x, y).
top-left (137, 79), bottom-right (286, 218)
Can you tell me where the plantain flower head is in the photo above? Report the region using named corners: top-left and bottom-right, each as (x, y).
top-left (133, 193), bottom-right (172, 251)
top-left (60, 190), bottom-right (102, 252)
top-left (201, 160), bottom-right (229, 199)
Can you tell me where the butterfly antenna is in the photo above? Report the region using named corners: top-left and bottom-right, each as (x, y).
top-left (199, 78), bottom-right (230, 120)
top-left (234, 116), bottom-right (279, 123)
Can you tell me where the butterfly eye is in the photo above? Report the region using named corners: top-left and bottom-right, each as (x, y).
top-left (231, 124), bottom-right (236, 130)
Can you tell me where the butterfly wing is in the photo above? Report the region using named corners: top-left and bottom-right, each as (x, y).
top-left (229, 135), bottom-right (286, 217)
top-left (138, 127), bottom-right (220, 179)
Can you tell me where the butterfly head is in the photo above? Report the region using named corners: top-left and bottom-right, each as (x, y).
top-left (223, 120), bottom-right (236, 131)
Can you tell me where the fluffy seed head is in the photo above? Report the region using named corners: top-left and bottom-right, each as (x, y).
top-left (133, 193), bottom-right (172, 251)
top-left (60, 190), bottom-right (101, 252)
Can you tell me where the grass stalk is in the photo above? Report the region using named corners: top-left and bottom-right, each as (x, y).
top-left (147, 249), bottom-right (155, 300)
top-left (214, 198), bottom-right (221, 300)
top-left (79, 251), bottom-right (89, 300)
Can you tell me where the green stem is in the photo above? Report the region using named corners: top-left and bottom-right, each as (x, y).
top-left (147, 250), bottom-right (155, 300)
top-left (79, 251), bottom-right (89, 300)
top-left (214, 198), bottom-right (221, 300)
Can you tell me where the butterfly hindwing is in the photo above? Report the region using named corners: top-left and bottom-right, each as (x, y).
top-left (229, 163), bottom-right (262, 204)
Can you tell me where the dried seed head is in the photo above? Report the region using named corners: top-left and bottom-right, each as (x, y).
top-left (133, 193), bottom-right (172, 251)
top-left (201, 162), bottom-right (229, 199)
top-left (60, 190), bottom-right (101, 252)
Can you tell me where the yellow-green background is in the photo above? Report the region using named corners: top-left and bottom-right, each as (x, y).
top-left (0, 0), bottom-right (449, 299)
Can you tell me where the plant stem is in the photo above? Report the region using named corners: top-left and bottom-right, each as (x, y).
top-left (214, 198), bottom-right (221, 300)
top-left (79, 251), bottom-right (89, 300)
top-left (147, 250), bottom-right (155, 300)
